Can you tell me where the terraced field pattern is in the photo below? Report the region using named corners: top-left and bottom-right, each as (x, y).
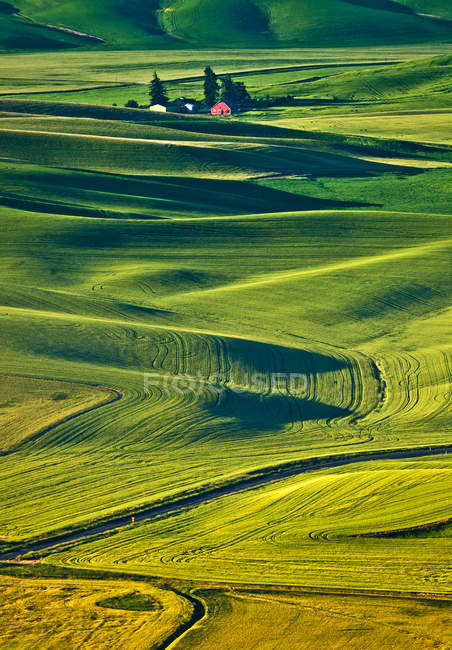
top-left (0, 3), bottom-right (451, 647)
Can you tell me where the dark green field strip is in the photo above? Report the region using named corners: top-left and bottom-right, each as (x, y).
top-left (259, 169), bottom-right (452, 216)
top-left (357, 517), bottom-right (452, 538)
top-left (0, 168), bottom-right (362, 218)
top-left (0, 98), bottom-right (190, 122)
top-left (0, 192), bottom-right (162, 219)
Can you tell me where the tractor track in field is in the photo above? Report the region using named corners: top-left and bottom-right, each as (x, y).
top-left (1, 443), bottom-right (451, 563)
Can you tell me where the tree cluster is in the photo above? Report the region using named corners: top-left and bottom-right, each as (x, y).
top-left (219, 74), bottom-right (251, 106)
top-left (204, 68), bottom-right (252, 107)
top-left (148, 68), bottom-right (253, 109)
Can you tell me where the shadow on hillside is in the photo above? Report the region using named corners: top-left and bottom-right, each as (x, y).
top-left (1, 163), bottom-right (375, 216)
top-left (0, 193), bottom-right (165, 219)
top-left (202, 338), bottom-right (354, 433)
top-left (204, 389), bottom-right (352, 434)
top-left (224, 337), bottom-right (349, 376)
top-left (116, 302), bottom-right (174, 318)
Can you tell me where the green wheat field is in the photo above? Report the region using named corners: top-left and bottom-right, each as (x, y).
top-left (0, 0), bottom-right (451, 648)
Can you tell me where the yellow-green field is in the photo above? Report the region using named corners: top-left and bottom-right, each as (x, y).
top-left (0, 574), bottom-right (192, 649)
top-left (0, 375), bottom-right (114, 451)
top-left (43, 456), bottom-right (452, 593)
top-left (1, 572), bottom-right (450, 649)
top-left (270, 112), bottom-right (452, 144)
top-left (179, 588), bottom-right (452, 649)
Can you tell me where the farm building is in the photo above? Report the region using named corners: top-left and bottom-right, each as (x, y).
top-left (150, 97), bottom-right (200, 113)
top-left (149, 103), bottom-right (170, 113)
top-left (211, 100), bottom-right (237, 115)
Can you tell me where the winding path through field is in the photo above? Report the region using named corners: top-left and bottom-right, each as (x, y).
top-left (1, 442), bottom-right (451, 563)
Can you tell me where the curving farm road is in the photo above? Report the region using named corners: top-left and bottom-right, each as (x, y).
top-left (1, 442), bottom-right (451, 563)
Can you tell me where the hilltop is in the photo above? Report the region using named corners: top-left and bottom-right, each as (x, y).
top-left (1, 0), bottom-right (452, 50)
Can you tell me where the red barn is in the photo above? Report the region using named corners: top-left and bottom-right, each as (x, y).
top-left (211, 100), bottom-right (237, 116)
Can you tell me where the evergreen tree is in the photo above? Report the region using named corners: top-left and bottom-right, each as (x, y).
top-left (203, 66), bottom-right (219, 106)
top-left (234, 81), bottom-right (251, 105)
top-left (220, 74), bottom-right (237, 102)
top-left (149, 71), bottom-right (168, 105)
top-left (220, 75), bottom-right (251, 107)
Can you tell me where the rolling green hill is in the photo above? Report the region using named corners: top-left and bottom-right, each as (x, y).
top-left (259, 54), bottom-right (452, 100)
top-left (0, 10), bottom-right (82, 50)
top-left (157, 0), bottom-right (452, 47)
top-left (0, 33), bottom-right (451, 648)
top-left (47, 456), bottom-right (452, 592)
top-left (1, 0), bottom-right (452, 50)
top-left (0, 99), bottom-right (450, 545)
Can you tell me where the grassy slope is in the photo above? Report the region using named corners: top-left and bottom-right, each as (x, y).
top-left (0, 56), bottom-right (450, 608)
top-left (0, 159), bottom-right (355, 218)
top-left (12, 0), bottom-right (171, 48)
top-left (253, 0), bottom-right (452, 45)
top-left (0, 375), bottom-right (112, 451)
top-left (1, 0), bottom-right (451, 50)
top-left (259, 170), bottom-right (452, 216)
top-left (245, 55), bottom-right (452, 151)
top-left (0, 201), bottom-right (449, 539)
top-left (2, 126), bottom-right (404, 179)
top-left (13, 0), bottom-right (172, 48)
top-left (259, 54), bottom-right (452, 100)
top-left (47, 456), bottom-right (452, 592)
top-left (0, 9), bottom-right (86, 51)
